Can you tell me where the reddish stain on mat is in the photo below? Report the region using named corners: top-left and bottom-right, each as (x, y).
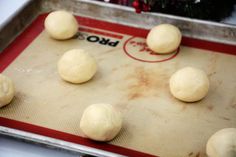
top-left (207, 71), bottom-right (216, 77)
top-left (219, 116), bottom-right (231, 121)
top-left (188, 152), bottom-right (193, 156)
top-left (195, 152), bottom-right (200, 157)
top-left (207, 105), bottom-right (214, 111)
top-left (231, 103), bottom-right (236, 109)
top-left (125, 67), bottom-right (168, 100)
top-left (128, 92), bottom-right (143, 100)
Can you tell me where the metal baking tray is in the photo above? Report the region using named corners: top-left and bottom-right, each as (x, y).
top-left (0, 0), bottom-right (236, 157)
top-left (0, 0), bottom-right (236, 52)
top-left (0, 126), bottom-right (124, 157)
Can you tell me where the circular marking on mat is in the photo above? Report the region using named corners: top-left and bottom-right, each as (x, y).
top-left (123, 36), bottom-right (179, 63)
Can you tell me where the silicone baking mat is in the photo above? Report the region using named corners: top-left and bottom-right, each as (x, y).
top-left (0, 14), bottom-right (236, 157)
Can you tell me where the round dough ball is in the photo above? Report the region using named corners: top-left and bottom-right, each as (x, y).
top-left (146, 24), bottom-right (182, 54)
top-left (57, 49), bottom-right (97, 84)
top-left (206, 128), bottom-right (236, 157)
top-left (80, 103), bottom-right (122, 141)
top-left (44, 10), bottom-right (79, 40)
top-left (169, 67), bottom-right (209, 102)
top-left (0, 74), bottom-right (15, 107)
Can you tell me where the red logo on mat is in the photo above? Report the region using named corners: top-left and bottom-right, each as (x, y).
top-left (123, 37), bottom-right (179, 63)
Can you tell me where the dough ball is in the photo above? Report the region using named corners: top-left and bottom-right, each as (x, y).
top-left (206, 128), bottom-right (236, 157)
top-left (169, 67), bottom-right (209, 102)
top-left (58, 49), bottom-right (97, 84)
top-left (146, 24), bottom-right (182, 54)
top-left (80, 103), bottom-right (122, 141)
top-left (44, 10), bottom-right (79, 40)
top-left (0, 74), bottom-right (15, 107)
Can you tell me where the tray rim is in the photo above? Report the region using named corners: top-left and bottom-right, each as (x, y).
top-left (0, 12), bottom-right (236, 157)
top-left (0, 126), bottom-right (125, 157)
top-left (1, 1), bottom-right (236, 157)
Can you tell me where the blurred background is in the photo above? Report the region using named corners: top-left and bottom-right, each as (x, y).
top-left (0, 0), bottom-right (236, 26)
top-left (98, 0), bottom-right (236, 23)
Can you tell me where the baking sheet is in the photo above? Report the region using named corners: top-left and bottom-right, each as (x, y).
top-left (0, 14), bottom-right (236, 157)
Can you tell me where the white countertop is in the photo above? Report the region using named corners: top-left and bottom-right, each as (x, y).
top-left (0, 0), bottom-right (29, 28)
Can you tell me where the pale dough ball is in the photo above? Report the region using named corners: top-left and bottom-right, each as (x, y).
top-left (169, 67), bottom-right (209, 102)
top-left (206, 128), bottom-right (236, 157)
top-left (0, 74), bottom-right (15, 107)
top-left (58, 49), bottom-right (97, 84)
top-left (80, 103), bottom-right (122, 141)
top-left (44, 10), bottom-right (79, 40)
top-left (146, 24), bottom-right (182, 54)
